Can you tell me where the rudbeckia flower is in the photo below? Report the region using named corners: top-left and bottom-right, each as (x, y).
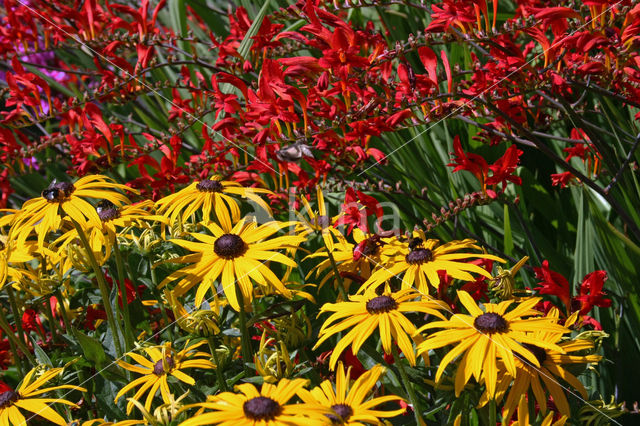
top-left (51, 200), bottom-right (168, 265)
top-left (179, 378), bottom-right (331, 426)
top-left (115, 340), bottom-right (215, 414)
top-left (479, 310), bottom-right (602, 422)
top-left (298, 362), bottom-right (405, 424)
top-left (358, 230), bottom-right (504, 295)
top-left (154, 175), bottom-right (273, 229)
top-left (0, 235), bottom-right (36, 288)
top-left (512, 394), bottom-right (568, 426)
top-left (0, 367), bottom-right (86, 425)
top-left (314, 287), bottom-right (447, 369)
top-left (159, 214), bottom-right (305, 311)
top-left (416, 291), bottom-right (569, 398)
top-left (296, 186), bottom-right (343, 252)
top-left (305, 228), bottom-right (387, 293)
top-left (9, 175), bottom-right (135, 247)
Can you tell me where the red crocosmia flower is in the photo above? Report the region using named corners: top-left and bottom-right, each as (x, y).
top-left (22, 309), bottom-right (46, 337)
top-left (581, 315), bottom-right (603, 331)
top-left (534, 260), bottom-right (571, 310)
top-left (448, 136), bottom-right (488, 191)
top-left (339, 349), bottom-right (366, 379)
top-left (0, 379), bottom-right (11, 393)
top-left (486, 145), bottom-right (523, 190)
top-left (334, 187), bottom-right (382, 234)
top-left (576, 270), bottom-right (611, 315)
top-left (84, 305), bottom-right (107, 331)
top-left (551, 171), bottom-right (574, 188)
top-left (460, 258), bottom-right (494, 302)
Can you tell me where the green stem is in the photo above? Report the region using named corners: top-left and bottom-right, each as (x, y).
top-left (0, 305), bottom-right (36, 366)
top-left (236, 283), bottom-right (252, 376)
top-left (326, 247), bottom-right (347, 300)
top-left (6, 331), bottom-right (24, 376)
top-left (54, 288), bottom-right (72, 336)
top-left (148, 256), bottom-right (174, 341)
top-left (391, 345), bottom-right (422, 426)
top-left (114, 244), bottom-right (134, 351)
top-left (208, 337), bottom-right (228, 391)
top-left (489, 399), bottom-right (497, 426)
top-left (7, 287), bottom-right (28, 346)
top-left (71, 219), bottom-right (123, 358)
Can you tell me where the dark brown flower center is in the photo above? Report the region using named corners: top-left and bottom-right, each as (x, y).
top-left (366, 295), bottom-right (398, 314)
top-left (152, 357), bottom-right (175, 375)
top-left (196, 179), bottom-right (223, 193)
top-left (214, 234), bottom-right (247, 259)
top-left (474, 312), bottom-right (509, 334)
top-left (406, 248), bottom-right (433, 264)
top-left (520, 343), bottom-right (547, 365)
top-left (328, 404), bottom-right (354, 423)
top-left (0, 390), bottom-right (18, 408)
top-left (42, 181), bottom-right (75, 203)
top-left (96, 200), bottom-right (121, 222)
top-left (0, 240), bottom-right (5, 251)
top-left (243, 396), bottom-right (282, 421)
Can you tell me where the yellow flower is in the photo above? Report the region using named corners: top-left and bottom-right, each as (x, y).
top-left (359, 230), bottom-right (504, 295)
top-left (314, 287), bottom-right (446, 369)
top-left (479, 310), bottom-right (602, 422)
top-left (305, 228), bottom-right (387, 293)
top-left (296, 186), bottom-right (343, 252)
top-left (513, 394), bottom-right (567, 426)
top-left (254, 331), bottom-right (294, 384)
top-left (51, 200), bottom-right (167, 265)
top-left (178, 378), bottom-right (331, 426)
top-left (298, 362), bottom-right (405, 424)
top-left (9, 175), bottom-right (135, 247)
top-left (159, 214), bottom-right (305, 311)
top-left (416, 291), bottom-right (569, 398)
top-left (155, 175), bottom-right (273, 229)
top-left (0, 234), bottom-right (36, 288)
top-left (115, 340), bottom-right (215, 414)
top-left (0, 367), bottom-right (86, 425)
top-left (165, 290), bottom-right (221, 337)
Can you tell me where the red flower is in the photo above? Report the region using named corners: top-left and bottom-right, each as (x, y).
top-left (534, 260), bottom-right (571, 310)
top-left (334, 188), bottom-right (382, 234)
top-left (486, 145), bottom-right (523, 189)
top-left (576, 271), bottom-right (611, 315)
top-left (448, 136), bottom-right (488, 190)
top-left (551, 171), bottom-right (574, 188)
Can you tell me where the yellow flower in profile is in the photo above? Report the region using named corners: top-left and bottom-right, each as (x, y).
top-left (115, 340), bottom-right (215, 414)
top-left (298, 362), bottom-right (405, 424)
top-left (359, 230), bottom-right (504, 295)
top-left (179, 378), bottom-right (330, 426)
top-left (296, 186), bottom-right (343, 252)
top-left (416, 291), bottom-right (568, 398)
top-left (155, 175), bottom-right (273, 229)
top-left (314, 287), bottom-right (446, 369)
top-left (51, 200), bottom-right (167, 265)
top-left (159, 215), bottom-right (304, 311)
top-left (479, 310), bottom-right (602, 422)
top-left (9, 175), bottom-right (135, 247)
top-left (0, 235), bottom-right (36, 288)
top-left (0, 367), bottom-right (86, 425)
top-left (305, 228), bottom-right (387, 293)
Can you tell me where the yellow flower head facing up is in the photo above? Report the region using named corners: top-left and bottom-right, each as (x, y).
top-left (359, 230), bottom-right (505, 295)
top-left (298, 362), bottom-right (405, 425)
top-left (159, 217), bottom-right (305, 311)
top-left (178, 378), bottom-right (331, 426)
top-left (154, 175), bottom-right (273, 229)
top-left (416, 291), bottom-right (569, 398)
top-left (115, 340), bottom-right (215, 415)
top-left (314, 287), bottom-right (447, 370)
top-left (9, 175), bottom-right (136, 248)
top-left (0, 367), bottom-right (86, 425)
top-left (479, 309), bottom-right (602, 423)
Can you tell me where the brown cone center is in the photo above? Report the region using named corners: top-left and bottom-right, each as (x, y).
top-left (0, 390), bottom-right (18, 408)
top-left (196, 179), bottom-right (223, 193)
top-left (521, 343), bottom-right (547, 365)
top-left (243, 396), bottom-right (282, 421)
top-left (152, 357), bottom-right (175, 375)
top-left (474, 312), bottom-right (509, 334)
top-left (42, 181), bottom-right (75, 203)
top-left (366, 295), bottom-right (398, 314)
top-left (328, 403), bottom-right (354, 423)
top-left (96, 200), bottom-right (121, 222)
top-left (214, 234), bottom-right (247, 259)
top-left (406, 248), bottom-right (433, 265)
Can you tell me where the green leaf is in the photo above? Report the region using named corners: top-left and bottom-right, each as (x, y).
top-left (75, 329), bottom-right (108, 366)
top-left (30, 336), bottom-right (53, 367)
top-left (504, 203), bottom-right (513, 256)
